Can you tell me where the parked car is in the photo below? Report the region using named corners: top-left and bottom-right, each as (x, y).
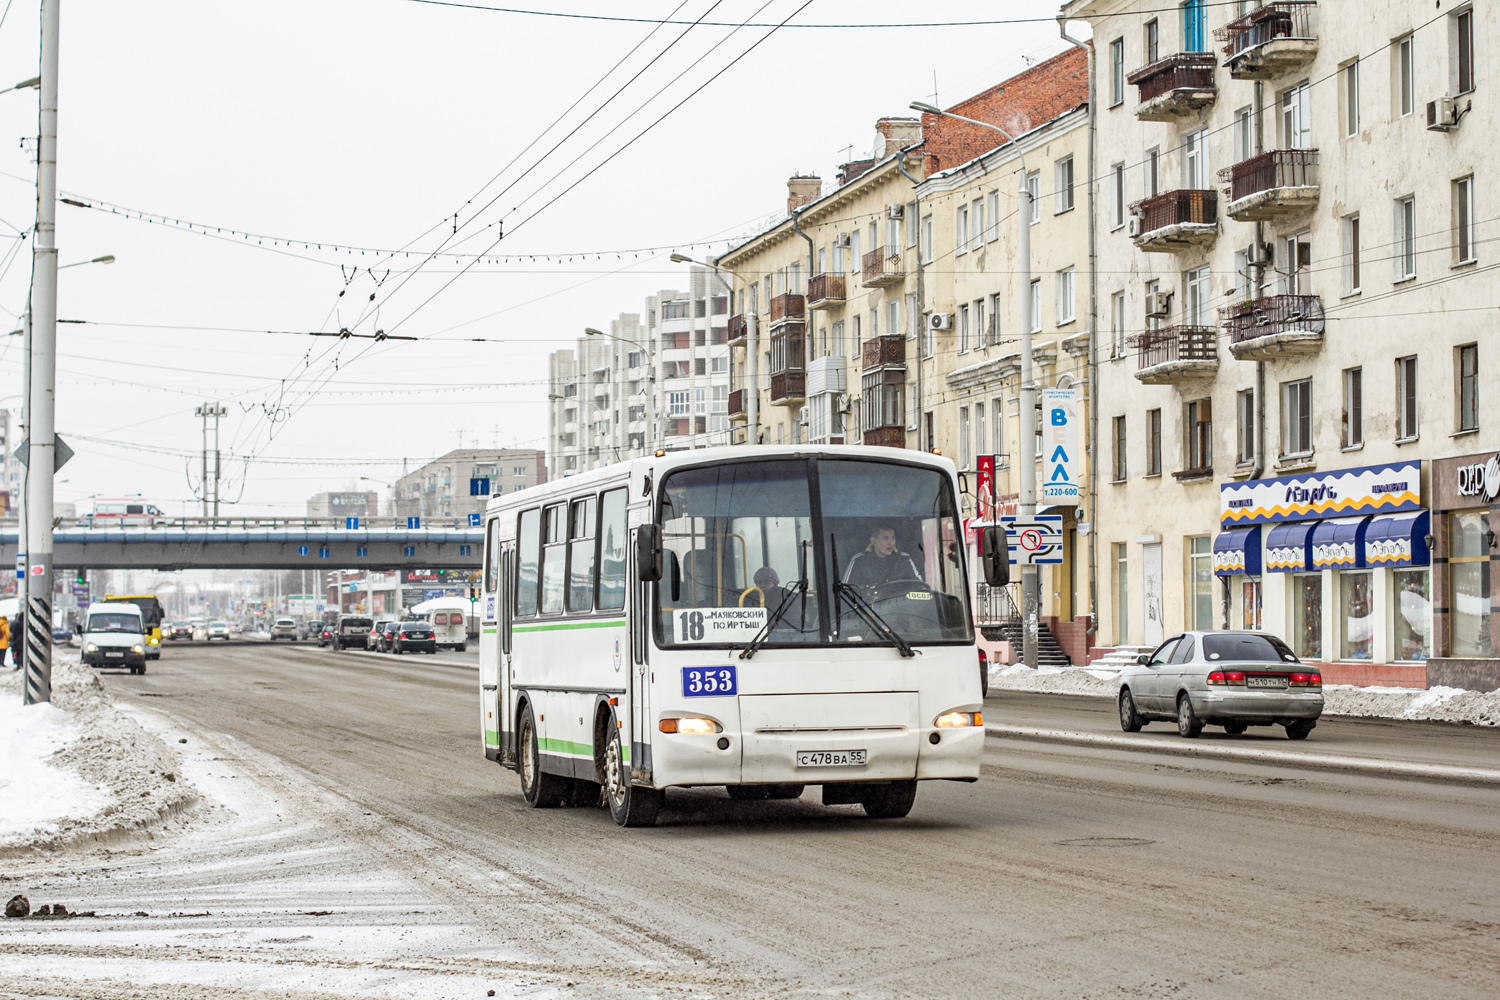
top-left (366, 619), bottom-right (399, 652)
top-left (333, 615), bottom-right (373, 650)
top-left (392, 621), bottom-right (437, 654)
top-left (168, 621), bottom-right (193, 640)
top-left (269, 617), bottom-right (299, 641)
top-left (1117, 631), bottom-right (1323, 740)
top-left (317, 624), bottom-right (335, 648)
top-left (207, 620), bottom-right (232, 641)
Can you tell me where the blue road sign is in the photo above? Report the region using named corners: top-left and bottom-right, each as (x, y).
top-left (403, 545), bottom-right (416, 557)
top-left (469, 478), bottom-right (490, 496)
top-left (318, 546), bottom-right (330, 559)
top-left (468, 513), bottom-right (482, 527)
top-left (356, 546), bottom-right (368, 557)
top-left (407, 516), bottom-right (421, 529)
top-left (345, 516), bottom-right (360, 529)
top-left (297, 545), bottom-right (309, 557)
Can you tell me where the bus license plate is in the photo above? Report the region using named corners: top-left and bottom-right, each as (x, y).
top-left (796, 749), bottom-right (867, 768)
top-left (682, 665), bottom-right (736, 697)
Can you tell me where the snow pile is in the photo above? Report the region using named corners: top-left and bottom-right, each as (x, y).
top-left (0, 657), bottom-right (199, 854)
top-left (990, 662), bottom-right (1118, 698)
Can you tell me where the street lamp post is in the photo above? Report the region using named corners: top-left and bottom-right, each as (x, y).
top-left (910, 101), bottom-right (1039, 670)
top-left (670, 254), bottom-right (752, 446)
top-left (584, 326), bottom-right (655, 459)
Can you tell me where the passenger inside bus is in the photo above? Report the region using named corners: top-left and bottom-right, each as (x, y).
top-left (748, 566), bottom-right (789, 610)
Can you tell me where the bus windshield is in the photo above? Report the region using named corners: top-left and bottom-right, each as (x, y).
top-left (656, 458), bottom-right (970, 650)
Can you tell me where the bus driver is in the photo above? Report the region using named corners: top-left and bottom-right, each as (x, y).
top-left (842, 523), bottom-right (924, 590)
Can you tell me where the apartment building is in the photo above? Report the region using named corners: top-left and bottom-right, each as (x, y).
top-left (1065, 0), bottom-right (1495, 686)
top-left (547, 265), bottom-right (731, 478)
top-left (394, 448), bottom-right (546, 522)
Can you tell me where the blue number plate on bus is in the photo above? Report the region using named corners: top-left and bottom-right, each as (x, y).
top-left (682, 665), bottom-right (737, 697)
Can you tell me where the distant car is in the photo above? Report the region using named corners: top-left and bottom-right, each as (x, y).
top-left (366, 619), bottom-right (397, 651)
top-left (372, 620), bottom-right (402, 652)
top-left (334, 616), bottom-right (373, 650)
top-left (317, 624), bottom-right (335, 647)
top-left (269, 617), bottom-right (298, 641)
top-left (207, 620), bottom-right (231, 641)
top-left (52, 626), bottom-right (74, 644)
top-left (231, 622), bottom-right (244, 634)
top-left (168, 622), bottom-right (193, 640)
top-left (1117, 631), bottom-right (1323, 740)
top-left (392, 621), bottom-right (437, 654)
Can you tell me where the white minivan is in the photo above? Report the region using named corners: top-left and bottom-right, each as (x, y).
top-left (82, 601), bottom-right (148, 674)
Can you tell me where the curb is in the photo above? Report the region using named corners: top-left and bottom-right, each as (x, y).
top-left (985, 724), bottom-right (1500, 787)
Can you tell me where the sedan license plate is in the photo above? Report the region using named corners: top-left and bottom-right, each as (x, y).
top-left (1246, 675), bottom-right (1288, 689)
top-left (796, 749), bottom-right (867, 768)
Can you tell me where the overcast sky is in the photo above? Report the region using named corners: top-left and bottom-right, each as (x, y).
top-left (0, 0), bottom-right (1074, 517)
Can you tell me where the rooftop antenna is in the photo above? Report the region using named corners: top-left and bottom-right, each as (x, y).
top-left (930, 70), bottom-right (939, 108)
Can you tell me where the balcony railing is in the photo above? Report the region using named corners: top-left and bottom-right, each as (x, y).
top-left (770, 371), bottom-right (806, 404)
top-left (727, 313), bottom-right (747, 343)
top-left (807, 272), bottom-right (846, 309)
top-left (1225, 294), bottom-right (1325, 359)
top-left (770, 292), bottom-right (805, 326)
top-left (1216, 2), bottom-right (1318, 79)
top-left (861, 245), bottom-right (905, 287)
top-left (1132, 189), bottom-right (1218, 250)
top-left (727, 388), bottom-right (744, 418)
top-left (1223, 149), bottom-right (1318, 220)
top-left (862, 426), bottom-right (906, 449)
top-left (1127, 52), bottom-right (1218, 119)
top-left (1135, 326), bottom-right (1217, 368)
top-left (862, 334), bottom-right (906, 369)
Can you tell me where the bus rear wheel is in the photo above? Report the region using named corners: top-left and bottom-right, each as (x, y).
top-left (604, 726), bottom-right (661, 827)
top-left (860, 780), bottom-right (917, 819)
top-left (519, 704), bottom-right (567, 808)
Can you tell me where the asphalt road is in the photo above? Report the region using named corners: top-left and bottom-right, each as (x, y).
top-left (7, 639), bottom-right (1500, 999)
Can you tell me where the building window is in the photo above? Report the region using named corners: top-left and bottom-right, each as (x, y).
top-left (921, 214), bottom-right (933, 263)
top-left (1342, 59), bottom-right (1360, 136)
top-left (1114, 543), bottom-right (1130, 645)
top-left (1281, 378), bottom-right (1312, 457)
top-left (958, 304), bottom-right (970, 353)
top-left (1396, 34), bottom-right (1414, 117)
top-left (1454, 6), bottom-right (1474, 95)
top-left (1026, 171), bottom-right (1040, 223)
top-left (1112, 163), bottom-right (1126, 228)
top-left (1454, 176), bottom-right (1477, 263)
top-left (1342, 367), bottom-right (1363, 448)
top-left (1281, 81), bottom-right (1311, 148)
top-left (1112, 415), bottom-right (1127, 482)
top-left (906, 202), bottom-right (919, 247)
top-left (988, 292), bottom-right (1002, 346)
top-left (1056, 267), bottom-right (1075, 324)
top-left (887, 301), bottom-right (899, 344)
top-left (971, 199), bottom-right (984, 251)
top-left (973, 299), bottom-right (985, 349)
top-left (1055, 156), bottom-right (1075, 213)
top-left (1146, 408), bottom-right (1162, 476)
top-left (1188, 535), bottom-right (1214, 631)
top-left (1183, 265), bottom-right (1210, 326)
top-left (955, 204), bottom-right (969, 254)
top-left (992, 396), bottom-right (1006, 459)
top-left (1184, 128), bottom-right (1209, 189)
top-left (1449, 510), bottom-right (1491, 656)
top-left (1239, 578), bottom-right (1263, 631)
top-left (1338, 571), bottom-right (1373, 660)
top-left (861, 370), bottom-right (904, 431)
top-left (1342, 214), bottom-right (1361, 294)
top-left (1028, 279), bottom-right (1041, 333)
top-left (958, 406), bottom-right (971, 469)
top-left (1396, 355), bottom-right (1419, 440)
top-left (1110, 37), bottom-right (1125, 106)
top-left (1146, 147), bottom-right (1160, 197)
top-left (1144, 18), bottom-right (1159, 63)
top-left (985, 191), bottom-right (1000, 241)
top-left (974, 403), bottom-right (986, 466)
top-left (1186, 398), bottom-right (1212, 472)
top-left (1237, 388), bottom-right (1255, 464)
top-left (1395, 195), bottom-right (1417, 279)
top-left (1111, 290), bottom-right (1126, 358)
top-left (1457, 343), bottom-right (1479, 431)
top-left (1233, 106), bottom-right (1253, 163)
top-left (851, 314), bottom-right (861, 358)
top-left (1393, 568), bottom-right (1430, 660)
top-left (1291, 574), bottom-right (1323, 659)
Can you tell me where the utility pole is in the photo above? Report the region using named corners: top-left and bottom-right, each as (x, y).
top-left (195, 402), bottom-right (227, 519)
top-left (22, 0), bottom-right (60, 706)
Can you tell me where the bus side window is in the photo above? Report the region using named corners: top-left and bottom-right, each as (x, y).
top-left (484, 518), bottom-right (500, 595)
top-left (501, 550), bottom-right (513, 654)
top-left (596, 488), bottom-right (628, 612)
top-left (515, 508), bottom-right (541, 617)
top-left (565, 496), bottom-right (596, 613)
top-left (539, 504), bottom-right (567, 615)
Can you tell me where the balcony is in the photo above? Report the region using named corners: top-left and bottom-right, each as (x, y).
top-left (770, 292), bottom-right (805, 328)
top-left (727, 313), bottom-right (748, 344)
top-left (770, 371), bottom-right (806, 406)
top-left (1225, 294), bottom-right (1325, 360)
top-left (1131, 190), bottom-right (1218, 252)
top-left (862, 334), bottom-right (906, 370)
top-left (1222, 149), bottom-right (1318, 221)
top-left (1127, 52), bottom-right (1218, 121)
top-left (1215, 2), bottom-right (1318, 81)
top-left (861, 245), bottom-right (905, 288)
top-left (807, 272), bottom-right (846, 310)
top-left (727, 388), bottom-right (745, 420)
top-left (1132, 326), bottom-right (1218, 384)
top-left (863, 426), bottom-right (907, 449)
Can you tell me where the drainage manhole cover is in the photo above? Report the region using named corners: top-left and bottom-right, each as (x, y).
top-left (1055, 837), bottom-right (1155, 848)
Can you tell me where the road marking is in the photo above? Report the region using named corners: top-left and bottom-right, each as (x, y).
top-left (986, 724), bottom-right (1500, 786)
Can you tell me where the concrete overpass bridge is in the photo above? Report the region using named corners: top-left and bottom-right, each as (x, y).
top-left (0, 515), bottom-right (484, 571)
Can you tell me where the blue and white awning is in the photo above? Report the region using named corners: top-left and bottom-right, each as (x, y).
top-left (1212, 526), bottom-right (1262, 576)
top-left (1311, 515), bottom-right (1372, 569)
top-left (1265, 520), bottom-right (1315, 573)
top-left (1365, 510), bottom-right (1431, 568)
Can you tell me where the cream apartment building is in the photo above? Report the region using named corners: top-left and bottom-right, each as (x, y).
top-left (1065, 0), bottom-right (1497, 688)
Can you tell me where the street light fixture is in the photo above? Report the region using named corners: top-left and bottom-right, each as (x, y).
top-left (0, 76), bottom-right (39, 95)
top-left (911, 98), bottom-right (1040, 671)
top-left (669, 254), bottom-right (754, 445)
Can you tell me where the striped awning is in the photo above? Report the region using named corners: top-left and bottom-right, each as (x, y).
top-left (1310, 515), bottom-right (1372, 569)
top-left (1212, 526), bottom-right (1262, 576)
top-left (1365, 510), bottom-right (1431, 568)
top-left (1265, 520), bottom-right (1315, 573)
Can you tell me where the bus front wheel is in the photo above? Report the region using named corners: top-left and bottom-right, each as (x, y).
top-left (860, 780), bottom-right (917, 819)
top-left (519, 703), bottom-right (567, 808)
top-left (604, 725), bottom-right (661, 827)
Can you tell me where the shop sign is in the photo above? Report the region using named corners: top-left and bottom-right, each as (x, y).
top-left (975, 455), bottom-right (996, 520)
top-left (1220, 461), bottom-right (1421, 525)
top-left (1040, 388), bottom-right (1080, 503)
top-left (1454, 453), bottom-right (1500, 502)
top-left (1431, 452), bottom-right (1500, 510)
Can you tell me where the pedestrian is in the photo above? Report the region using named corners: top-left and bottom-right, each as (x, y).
top-left (0, 614), bottom-right (9, 670)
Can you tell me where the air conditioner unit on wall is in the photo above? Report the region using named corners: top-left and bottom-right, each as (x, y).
top-left (1145, 291), bottom-right (1172, 319)
top-left (834, 233), bottom-right (851, 248)
top-left (886, 204), bottom-right (905, 219)
top-left (1127, 217), bottom-right (1143, 237)
top-left (1245, 241), bottom-right (1272, 267)
top-left (1427, 96), bottom-right (1458, 131)
top-left (927, 312), bottom-right (953, 331)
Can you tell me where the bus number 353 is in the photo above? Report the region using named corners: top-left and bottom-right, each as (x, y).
top-left (682, 665), bottom-right (737, 697)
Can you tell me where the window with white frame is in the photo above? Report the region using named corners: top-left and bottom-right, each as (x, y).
top-left (870, 307), bottom-right (879, 339)
top-left (1454, 6), bottom-right (1474, 95)
top-left (1343, 59), bottom-right (1360, 136)
top-left (973, 299), bottom-right (985, 348)
top-left (992, 396), bottom-right (1006, 460)
top-left (1056, 267), bottom-right (1076, 325)
top-left (1111, 290), bottom-right (1126, 358)
top-left (1029, 279), bottom-right (1041, 333)
top-left (1342, 214), bottom-right (1361, 294)
top-left (1110, 37), bottom-right (1125, 106)
top-left (887, 301), bottom-right (899, 344)
top-left (920, 215), bottom-right (933, 263)
top-left (1396, 355), bottom-right (1419, 440)
top-left (1282, 81), bottom-right (1311, 148)
top-left (959, 405), bottom-right (971, 469)
top-left (850, 229), bottom-right (860, 269)
top-left (971, 199), bottom-right (984, 251)
top-left (851, 314), bottom-right (861, 358)
top-left (1113, 163), bottom-right (1126, 228)
top-left (1055, 156), bottom-right (1075, 213)
top-left (958, 304), bottom-right (970, 353)
top-left (1233, 106), bottom-right (1253, 163)
top-left (1281, 232), bottom-right (1311, 295)
top-left (1146, 147), bottom-right (1160, 197)
top-left (1394, 195), bottom-right (1417, 279)
top-left (989, 292), bottom-right (1002, 346)
top-left (1183, 266), bottom-right (1211, 326)
top-left (974, 403), bottom-right (986, 464)
top-left (1186, 398), bottom-right (1213, 471)
top-left (955, 204), bottom-right (969, 254)
top-left (1184, 129), bottom-right (1210, 189)
top-left (1026, 171), bottom-right (1040, 223)
top-left (1281, 378), bottom-right (1312, 456)
top-left (832, 320), bottom-right (845, 356)
top-left (1237, 388), bottom-right (1255, 464)
top-left (906, 203), bottom-right (918, 247)
top-left (906, 293), bottom-right (919, 338)
top-left (1396, 34), bottom-right (1415, 116)
top-left (1112, 415), bottom-right (1127, 481)
top-left (1458, 343), bottom-right (1479, 432)
top-left (1343, 366), bottom-right (1363, 448)
top-left (985, 191), bottom-right (1000, 241)
top-left (1455, 176), bottom-right (1477, 263)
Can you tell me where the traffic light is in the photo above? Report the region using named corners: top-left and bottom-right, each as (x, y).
top-left (75, 568), bottom-right (85, 585)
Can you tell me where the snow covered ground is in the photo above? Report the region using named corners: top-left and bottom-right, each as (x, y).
top-left (989, 663), bottom-right (1500, 726)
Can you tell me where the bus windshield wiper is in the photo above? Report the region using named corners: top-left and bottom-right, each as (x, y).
top-left (830, 532), bottom-right (914, 657)
top-left (738, 577), bottom-right (806, 660)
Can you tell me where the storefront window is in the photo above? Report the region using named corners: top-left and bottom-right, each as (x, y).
top-left (1393, 568), bottom-right (1431, 660)
top-left (1188, 536), bottom-right (1214, 630)
top-left (1338, 572), bottom-right (1373, 660)
top-left (1449, 511), bottom-right (1492, 657)
top-left (1291, 574), bottom-right (1322, 659)
top-left (1240, 578), bottom-right (1262, 630)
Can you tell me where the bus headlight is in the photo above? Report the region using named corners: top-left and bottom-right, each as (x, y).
top-left (659, 717), bottom-right (721, 735)
top-left (935, 711), bottom-right (982, 728)
top-left (148, 636), bottom-right (159, 645)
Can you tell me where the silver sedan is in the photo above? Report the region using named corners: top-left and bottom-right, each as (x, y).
top-left (1117, 631), bottom-right (1323, 740)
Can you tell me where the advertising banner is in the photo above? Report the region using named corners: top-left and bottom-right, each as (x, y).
top-left (1040, 388), bottom-right (1080, 503)
top-left (1219, 461), bottom-right (1421, 526)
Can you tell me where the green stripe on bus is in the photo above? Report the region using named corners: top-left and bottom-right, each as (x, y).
top-left (539, 737), bottom-right (593, 757)
top-left (484, 730), bottom-right (500, 745)
top-left (513, 618), bottom-right (626, 634)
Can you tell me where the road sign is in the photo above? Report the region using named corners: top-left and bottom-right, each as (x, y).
top-left (345, 516), bottom-right (361, 529)
top-left (14, 433), bottom-right (73, 472)
top-left (407, 516), bottom-right (421, 529)
top-left (297, 544), bottom-right (309, 556)
top-left (999, 514), bottom-right (1064, 565)
top-left (470, 478), bottom-right (490, 496)
top-left (1041, 388), bottom-right (1080, 503)
top-left (468, 513), bottom-right (482, 527)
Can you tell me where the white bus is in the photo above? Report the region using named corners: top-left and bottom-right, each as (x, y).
top-left (478, 446), bottom-right (1005, 827)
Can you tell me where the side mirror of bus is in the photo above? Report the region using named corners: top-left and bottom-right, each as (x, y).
top-left (979, 526), bottom-right (1010, 587)
top-left (636, 525), bottom-right (663, 583)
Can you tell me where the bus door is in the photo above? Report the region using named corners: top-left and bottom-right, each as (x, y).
top-left (628, 527), bottom-right (651, 784)
top-left (497, 544), bottom-right (515, 765)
